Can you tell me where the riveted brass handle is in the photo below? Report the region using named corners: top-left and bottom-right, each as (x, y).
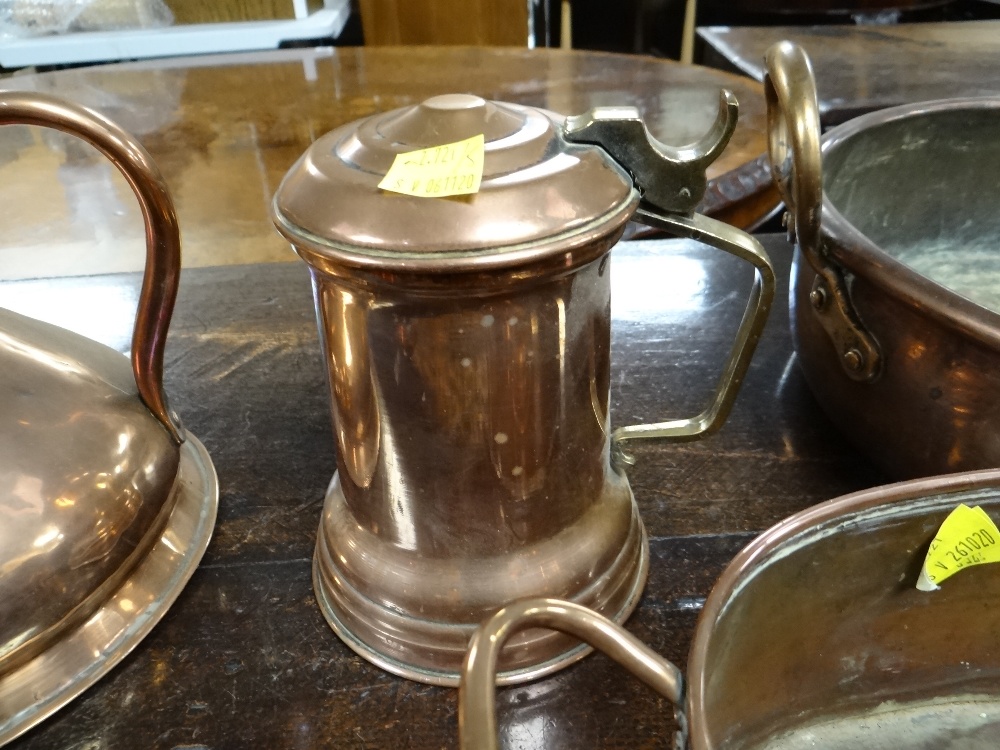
top-left (459, 598), bottom-right (687, 750)
top-left (0, 92), bottom-right (183, 442)
top-left (763, 41), bottom-right (881, 382)
top-left (763, 41), bottom-right (822, 258)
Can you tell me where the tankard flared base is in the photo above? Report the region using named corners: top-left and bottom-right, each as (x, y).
top-left (312, 471), bottom-right (649, 686)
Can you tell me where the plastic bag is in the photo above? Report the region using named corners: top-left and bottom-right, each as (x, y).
top-left (0, 0), bottom-right (173, 39)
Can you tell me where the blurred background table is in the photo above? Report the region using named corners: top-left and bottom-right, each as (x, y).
top-left (699, 20), bottom-right (1000, 124)
top-left (0, 45), bottom-right (777, 282)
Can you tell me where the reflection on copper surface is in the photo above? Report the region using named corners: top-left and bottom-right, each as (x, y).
top-left (316, 280), bottom-right (380, 490)
top-left (306, 253), bottom-right (644, 681)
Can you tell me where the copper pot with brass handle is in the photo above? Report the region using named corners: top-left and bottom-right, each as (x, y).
top-left (765, 41), bottom-right (1000, 479)
top-left (273, 90), bottom-right (776, 685)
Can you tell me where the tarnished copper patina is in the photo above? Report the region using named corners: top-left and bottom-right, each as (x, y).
top-left (764, 41), bottom-right (1000, 479)
top-left (0, 93), bottom-right (218, 745)
top-left (461, 470), bottom-right (1000, 748)
top-left (273, 91), bottom-right (775, 684)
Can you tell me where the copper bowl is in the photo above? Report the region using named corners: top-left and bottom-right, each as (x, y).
top-left (762, 41), bottom-right (1000, 479)
top-left (459, 468), bottom-right (1000, 748)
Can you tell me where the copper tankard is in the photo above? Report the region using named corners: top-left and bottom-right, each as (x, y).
top-left (272, 92), bottom-right (775, 685)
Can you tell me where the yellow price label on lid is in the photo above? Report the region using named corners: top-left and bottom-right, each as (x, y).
top-left (916, 503), bottom-right (1000, 591)
top-left (378, 134), bottom-right (485, 198)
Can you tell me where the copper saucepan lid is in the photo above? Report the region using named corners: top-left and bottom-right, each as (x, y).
top-left (0, 93), bottom-right (218, 745)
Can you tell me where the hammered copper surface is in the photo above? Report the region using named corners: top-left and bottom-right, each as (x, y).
top-left (0, 234), bottom-right (888, 749)
top-left (0, 46), bottom-right (774, 280)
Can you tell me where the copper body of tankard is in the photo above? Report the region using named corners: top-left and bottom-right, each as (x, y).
top-left (272, 93), bottom-right (774, 685)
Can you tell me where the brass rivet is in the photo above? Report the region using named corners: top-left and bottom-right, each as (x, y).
top-left (809, 287), bottom-right (827, 310)
top-left (843, 348), bottom-right (864, 372)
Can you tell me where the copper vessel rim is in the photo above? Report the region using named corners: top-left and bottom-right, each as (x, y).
top-left (0, 477), bottom-right (181, 677)
top-left (816, 96), bottom-right (1000, 351)
top-left (271, 192), bottom-right (638, 275)
top-left (685, 466), bottom-right (1000, 748)
top-left (0, 435), bottom-right (219, 746)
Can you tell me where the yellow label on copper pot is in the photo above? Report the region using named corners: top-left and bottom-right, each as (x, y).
top-left (917, 504), bottom-right (1000, 591)
top-left (378, 134), bottom-right (485, 198)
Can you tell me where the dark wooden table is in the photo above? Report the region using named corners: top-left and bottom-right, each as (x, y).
top-left (0, 234), bottom-right (887, 749)
top-left (0, 45), bottom-right (778, 284)
top-left (699, 20), bottom-right (1000, 124)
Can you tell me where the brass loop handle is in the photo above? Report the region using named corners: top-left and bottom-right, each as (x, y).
top-left (0, 92), bottom-right (183, 442)
top-left (458, 598), bottom-right (686, 750)
top-left (762, 42), bottom-right (881, 382)
top-left (612, 209), bottom-right (775, 467)
top-left (762, 40), bottom-right (822, 257)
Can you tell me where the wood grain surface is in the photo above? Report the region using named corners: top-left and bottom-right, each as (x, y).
top-left (0, 46), bottom-right (776, 281)
top-left (0, 234), bottom-right (886, 749)
top-left (699, 20), bottom-right (1000, 124)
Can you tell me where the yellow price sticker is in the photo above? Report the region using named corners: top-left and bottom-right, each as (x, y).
top-left (916, 503), bottom-right (1000, 591)
top-left (378, 134), bottom-right (485, 198)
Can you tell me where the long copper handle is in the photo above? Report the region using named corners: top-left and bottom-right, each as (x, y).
top-left (0, 92), bottom-right (183, 442)
top-left (612, 209), bottom-right (775, 467)
top-left (763, 41), bottom-right (880, 382)
top-left (459, 598), bottom-right (686, 750)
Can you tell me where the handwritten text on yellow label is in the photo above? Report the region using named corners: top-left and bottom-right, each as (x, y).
top-left (916, 503), bottom-right (1000, 591)
top-left (378, 134), bottom-right (485, 198)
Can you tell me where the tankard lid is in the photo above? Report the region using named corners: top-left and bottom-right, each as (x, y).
top-left (271, 93), bottom-right (638, 268)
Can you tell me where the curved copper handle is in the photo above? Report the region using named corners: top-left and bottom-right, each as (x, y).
top-left (763, 41), bottom-right (880, 382)
top-left (459, 598), bottom-right (686, 750)
top-left (0, 92), bottom-right (183, 442)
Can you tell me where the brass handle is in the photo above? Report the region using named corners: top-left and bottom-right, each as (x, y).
top-left (458, 598), bottom-right (686, 750)
top-left (612, 209), bottom-right (775, 467)
top-left (763, 41), bottom-right (822, 258)
top-left (564, 88), bottom-right (776, 465)
top-left (0, 92), bottom-right (183, 442)
top-left (762, 41), bottom-right (880, 382)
